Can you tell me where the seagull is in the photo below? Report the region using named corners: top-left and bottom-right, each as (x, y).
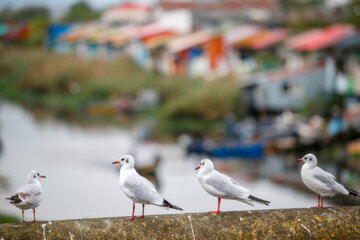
top-left (6, 170), bottom-right (46, 223)
top-left (298, 153), bottom-right (360, 208)
top-left (112, 155), bottom-right (183, 221)
top-left (195, 158), bottom-right (270, 214)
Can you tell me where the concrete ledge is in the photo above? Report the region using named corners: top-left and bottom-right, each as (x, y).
top-left (0, 206), bottom-right (360, 239)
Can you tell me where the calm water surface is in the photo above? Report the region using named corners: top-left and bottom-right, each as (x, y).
top-left (0, 102), bottom-right (316, 220)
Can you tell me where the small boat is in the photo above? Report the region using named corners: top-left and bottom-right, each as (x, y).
top-left (209, 143), bottom-right (263, 159)
top-left (186, 140), bottom-right (263, 159)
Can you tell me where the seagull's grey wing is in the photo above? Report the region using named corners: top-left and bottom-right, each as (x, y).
top-left (206, 171), bottom-right (250, 199)
top-left (313, 168), bottom-right (347, 194)
top-left (313, 168), bottom-right (337, 187)
top-left (124, 172), bottom-right (163, 205)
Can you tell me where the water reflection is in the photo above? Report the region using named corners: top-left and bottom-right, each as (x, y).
top-left (0, 102), bottom-right (357, 221)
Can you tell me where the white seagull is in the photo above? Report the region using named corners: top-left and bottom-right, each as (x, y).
top-left (298, 153), bottom-right (360, 208)
top-left (112, 155), bottom-right (183, 221)
top-left (195, 159), bottom-right (270, 214)
top-left (6, 170), bottom-right (46, 223)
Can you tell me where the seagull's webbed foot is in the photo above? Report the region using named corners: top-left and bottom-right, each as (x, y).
top-left (210, 211), bottom-right (220, 215)
top-left (124, 216), bottom-right (135, 221)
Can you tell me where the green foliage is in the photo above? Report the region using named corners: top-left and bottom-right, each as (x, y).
top-left (0, 214), bottom-right (19, 223)
top-left (62, 1), bottom-right (100, 22)
top-left (347, 0), bottom-right (360, 28)
top-left (0, 47), bottom-right (242, 124)
top-left (279, 0), bottom-right (325, 10)
top-left (301, 95), bottom-right (346, 116)
top-left (0, 7), bottom-right (49, 22)
top-left (27, 17), bottom-right (48, 46)
top-left (162, 80), bottom-right (239, 121)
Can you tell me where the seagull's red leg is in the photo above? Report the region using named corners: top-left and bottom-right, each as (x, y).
top-left (124, 203), bottom-right (135, 221)
top-left (210, 197), bottom-right (221, 215)
top-left (21, 210), bottom-right (25, 223)
top-left (33, 209), bottom-right (36, 222)
top-left (312, 195), bottom-right (321, 208)
top-left (136, 204), bottom-right (145, 218)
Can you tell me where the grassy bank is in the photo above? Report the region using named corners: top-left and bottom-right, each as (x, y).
top-left (0, 214), bottom-right (19, 224)
top-left (0, 47), bottom-right (241, 138)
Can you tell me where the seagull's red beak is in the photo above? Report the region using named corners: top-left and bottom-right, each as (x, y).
top-left (195, 166), bottom-right (200, 170)
top-left (297, 158), bottom-right (303, 162)
top-left (40, 175), bottom-right (46, 178)
top-left (112, 161), bottom-right (120, 164)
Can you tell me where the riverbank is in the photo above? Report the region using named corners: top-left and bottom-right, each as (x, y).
top-left (0, 47), bottom-right (240, 139)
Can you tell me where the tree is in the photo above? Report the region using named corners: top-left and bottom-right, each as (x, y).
top-left (61, 1), bottom-right (100, 22)
top-left (347, 0), bottom-right (360, 28)
top-left (0, 7), bottom-right (49, 22)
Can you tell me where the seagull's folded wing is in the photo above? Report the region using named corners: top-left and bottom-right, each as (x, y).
top-left (15, 184), bottom-right (42, 205)
top-left (206, 171), bottom-right (250, 199)
top-left (312, 168), bottom-right (336, 187)
top-left (124, 173), bottom-right (163, 205)
top-left (312, 167), bottom-right (347, 194)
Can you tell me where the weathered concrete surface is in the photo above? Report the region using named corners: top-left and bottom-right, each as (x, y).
top-left (0, 206), bottom-right (360, 240)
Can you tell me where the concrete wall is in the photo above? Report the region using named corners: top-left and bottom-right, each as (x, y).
top-left (0, 206), bottom-right (359, 239)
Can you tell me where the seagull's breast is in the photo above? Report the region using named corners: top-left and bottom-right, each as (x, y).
top-left (301, 167), bottom-right (329, 195)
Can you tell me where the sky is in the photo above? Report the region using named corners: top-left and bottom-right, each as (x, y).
top-left (0, 0), bottom-right (156, 19)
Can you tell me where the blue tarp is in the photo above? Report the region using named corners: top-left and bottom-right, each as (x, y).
top-left (187, 140), bottom-right (263, 159)
top-left (47, 24), bottom-right (72, 49)
top-left (209, 143), bottom-right (263, 159)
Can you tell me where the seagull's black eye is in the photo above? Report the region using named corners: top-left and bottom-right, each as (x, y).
top-left (37, 173), bottom-right (40, 176)
top-left (126, 159), bottom-right (129, 163)
top-left (33, 175), bottom-right (36, 178)
top-left (309, 158), bottom-right (312, 161)
top-left (304, 157), bottom-right (307, 160)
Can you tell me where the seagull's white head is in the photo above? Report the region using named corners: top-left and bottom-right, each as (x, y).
top-left (297, 153), bottom-right (318, 167)
top-left (195, 158), bottom-right (214, 174)
top-left (28, 170), bottom-right (46, 183)
top-left (112, 154), bottom-right (135, 169)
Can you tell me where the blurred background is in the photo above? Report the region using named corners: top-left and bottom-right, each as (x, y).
top-left (0, 0), bottom-right (359, 222)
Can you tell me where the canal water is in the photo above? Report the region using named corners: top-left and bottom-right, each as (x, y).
top-left (0, 102), bottom-right (325, 221)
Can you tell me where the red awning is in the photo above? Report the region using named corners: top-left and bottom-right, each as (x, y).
top-left (248, 29), bottom-right (287, 49)
top-left (110, 23), bottom-right (171, 46)
top-left (285, 25), bottom-right (354, 51)
top-left (223, 25), bottom-right (261, 46)
top-left (167, 30), bottom-right (212, 53)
